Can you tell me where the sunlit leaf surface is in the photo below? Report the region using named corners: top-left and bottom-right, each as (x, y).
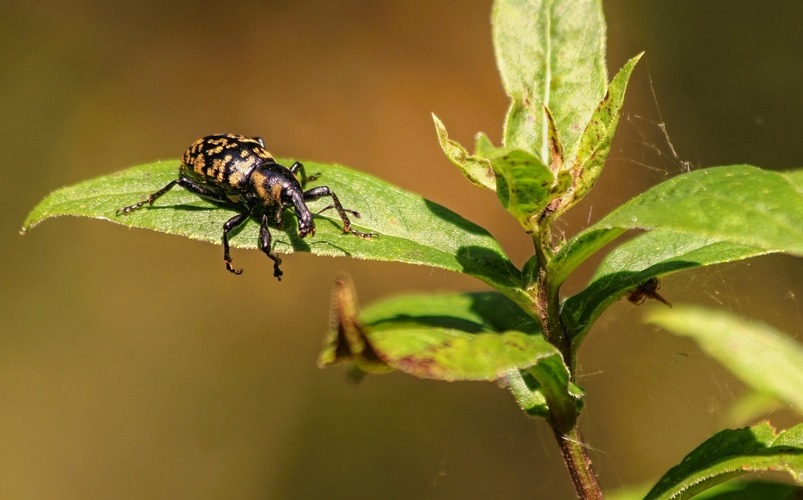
top-left (23, 160), bottom-right (524, 296)
top-left (559, 53), bottom-right (642, 213)
top-left (493, 0), bottom-right (607, 161)
top-left (432, 114), bottom-right (496, 191)
top-left (553, 165), bottom-right (803, 350)
top-left (554, 166), bottom-right (803, 284)
top-left (645, 422), bottom-right (803, 500)
top-left (359, 292), bottom-right (553, 382)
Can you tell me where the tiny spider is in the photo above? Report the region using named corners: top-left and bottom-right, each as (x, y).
top-left (627, 277), bottom-right (672, 308)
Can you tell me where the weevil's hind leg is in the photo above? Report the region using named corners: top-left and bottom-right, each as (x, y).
top-left (117, 177), bottom-right (234, 215)
top-left (222, 211), bottom-right (251, 275)
top-left (302, 186), bottom-right (376, 239)
top-left (118, 180), bottom-right (178, 215)
top-left (175, 177), bottom-right (232, 204)
top-left (259, 213), bottom-right (283, 280)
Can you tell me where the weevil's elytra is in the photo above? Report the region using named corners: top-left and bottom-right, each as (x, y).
top-left (119, 134), bottom-right (375, 280)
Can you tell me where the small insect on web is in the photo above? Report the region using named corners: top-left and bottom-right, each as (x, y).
top-left (627, 277), bottom-right (672, 308)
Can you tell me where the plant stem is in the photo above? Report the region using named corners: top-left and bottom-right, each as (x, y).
top-left (532, 232), bottom-right (572, 370)
top-left (533, 229), bottom-right (601, 499)
top-left (553, 424), bottom-right (603, 500)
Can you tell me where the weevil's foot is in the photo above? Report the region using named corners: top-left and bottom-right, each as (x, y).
top-left (273, 264), bottom-right (283, 281)
top-left (307, 172), bottom-right (321, 182)
top-left (225, 260), bottom-right (243, 275)
top-left (347, 228), bottom-right (376, 239)
top-left (117, 200), bottom-right (147, 216)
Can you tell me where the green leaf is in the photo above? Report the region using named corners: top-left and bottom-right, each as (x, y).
top-left (360, 291), bottom-right (539, 334)
top-left (548, 226), bottom-right (626, 286)
top-left (432, 114), bottom-right (497, 191)
top-left (644, 422), bottom-right (803, 500)
top-left (366, 327), bottom-right (554, 382)
top-left (526, 352), bottom-right (584, 432)
top-left (492, 0), bottom-right (607, 162)
top-left (358, 292), bottom-right (555, 382)
top-left (552, 165), bottom-right (803, 295)
top-left (540, 164), bottom-right (803, 356)
top-left (357, 291), bottom-right (581, 428)
top-left (506, 369), bottom-right (549, 417)
top-left (561, 229), bottom-right (772, 352)
top-left (557, 53), bottom-right (642, 215)
top-left (646, 306), bottom-right (803, 415)
top-left (606, 483), bottom-right (803, 500)
top-left (691, 480), bottom-right (803, 500)
top-left (22, 160), bottom-right (525, 299)
top-left (596, 165), bottom-right (803, 254)
top-left (474, 132), bottom-right (497, 158)
top-left (487, 148), bottom-right (558, 230)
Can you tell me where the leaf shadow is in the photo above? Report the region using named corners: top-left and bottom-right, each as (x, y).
top-left (455, 245), bottom-right (522, 288)
top-left (564, 259), bottom-right (713, 336)
top-left (423, 199), bottom-right (489, 236)
top-left (365, 292), bottom-right (538, 335)
top-left (144, 204), bottom-right (220, 212)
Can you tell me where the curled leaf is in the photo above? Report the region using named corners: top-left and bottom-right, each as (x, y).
top-left (432, 114), bottom-right (496, 191)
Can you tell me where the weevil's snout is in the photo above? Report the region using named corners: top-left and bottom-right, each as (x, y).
top-left (298, 217), bottom-right (315, 238)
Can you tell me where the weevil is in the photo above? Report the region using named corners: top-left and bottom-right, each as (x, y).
top-left (119, 134), bottom-right (374, 280)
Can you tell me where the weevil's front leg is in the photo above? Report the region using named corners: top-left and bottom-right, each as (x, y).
top-left (302, 186), bottom-right (375, 239)
top-left (315, 204), bottom-right (360, 218)
top-left (259, 213), bottom-right (283, 280)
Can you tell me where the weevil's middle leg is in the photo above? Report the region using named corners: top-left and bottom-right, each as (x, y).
top-left (259, 213), bottom-right (283, 281)
top-left (222, 211), bottom-right (251, 275)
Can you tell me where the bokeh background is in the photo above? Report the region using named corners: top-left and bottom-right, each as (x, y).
top-left (3, 0), bottom-right (803, 498)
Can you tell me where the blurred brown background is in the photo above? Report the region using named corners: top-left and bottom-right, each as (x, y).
top-left (3, 0), bottom-right (803, 498)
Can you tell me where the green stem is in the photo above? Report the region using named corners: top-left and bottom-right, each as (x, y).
top-left (532, 231), bottom-right (571, 370)
top-left (532, 224), bottom-right (600, 499)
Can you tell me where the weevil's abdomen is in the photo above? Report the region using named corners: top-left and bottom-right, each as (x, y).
top-left (180, 134), bottom-right (274, 201)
